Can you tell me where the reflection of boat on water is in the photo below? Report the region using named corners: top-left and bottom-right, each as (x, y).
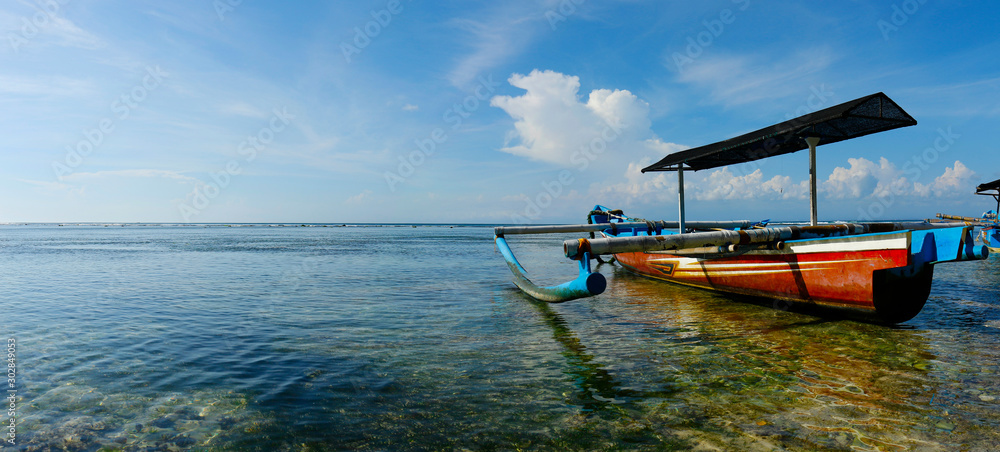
top-left (497, 93), bottom-right (988, 324)
top-left (936, 177), bottom-right (1000, 253)
top-left (534, 273), bottom-right (957, 450)
top-left (529, 300), bottom-right (636, 414)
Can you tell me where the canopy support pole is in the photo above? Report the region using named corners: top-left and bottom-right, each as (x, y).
top-left (806, 137), bottom-right (821, 226)
top-left (678, 165), bottom-right (686, 234)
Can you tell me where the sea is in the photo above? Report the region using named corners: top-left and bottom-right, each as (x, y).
top-left (2, 223), bottom-right (999, 451)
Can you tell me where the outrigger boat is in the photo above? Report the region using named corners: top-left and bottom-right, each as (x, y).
top-left (496, 93), bottom-right (988, 324)
top-left (936, 177), bottom-right (1000, 253)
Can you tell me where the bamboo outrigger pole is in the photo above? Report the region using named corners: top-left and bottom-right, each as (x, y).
top-left (495, 220), bottom-right (756, 236)
top-left (563, 222), bottom-right (983, 259)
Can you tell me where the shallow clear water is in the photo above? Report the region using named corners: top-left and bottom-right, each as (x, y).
top-left (2, 224), bottom-right (999, 450)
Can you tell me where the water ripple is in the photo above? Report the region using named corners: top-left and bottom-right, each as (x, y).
top-left (4, 226), bottom-right (1000, 450)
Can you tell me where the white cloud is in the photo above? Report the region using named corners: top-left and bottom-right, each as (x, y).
top-left (823, 157), bottom-right (886, 199)
top-left (347, 190), bottom-right (373, 204)
top-left (595, 157), bottom-right (676, 204)
top-left (595, 155), bottom-right (811, 206)
top-left (695, 167), bottom-right (808, 201)
top-left (597, 157), bottom-right (975, 211)
top-left (402, 104), bottom-right (419, 111)
top-left (491, 70), bottom-right (680, 169)
top-left (820, 158), bottom-right (976, 201)
top-left (914, 161), bottom-right (976, 198)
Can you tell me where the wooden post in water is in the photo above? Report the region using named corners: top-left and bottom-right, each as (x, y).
top-left (806, 137), bottom-right (821, 226)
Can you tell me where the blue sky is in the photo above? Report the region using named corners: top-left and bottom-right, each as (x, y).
top-left (2, 0), bottom-right (999, 223)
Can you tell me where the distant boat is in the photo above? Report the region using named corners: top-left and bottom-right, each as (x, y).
top-left (496, 93), bottom-right (988, 324)
top-left (938, 178), bottom-right (1000, 253)
top-left (976, 179), bottom-right (1000, 253)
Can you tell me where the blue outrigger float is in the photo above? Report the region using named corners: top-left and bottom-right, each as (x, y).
top-left (496, 93), bottom-right (989, 323)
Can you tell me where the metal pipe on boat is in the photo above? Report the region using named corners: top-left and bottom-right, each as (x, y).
top-left (495, 222), bottom-right (652, 236)
top-left (649, 242), bottom-right (784, 256)
top-left (564, 224), bottom-right (871, 258)
top-left (935, 213), bottom-right (987, 224)
top-left (495, 220), bottom-right (756, 236)
top-left (865, 221), bottom-right (972, 231)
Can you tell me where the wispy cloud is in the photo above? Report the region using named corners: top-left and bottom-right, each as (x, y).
top-left (0, 75), bottom-right (96, 97)
top-left (346, 189), bottom-right (373, 204)
top-left (900, 77), bottom-right (1000, 117)
top-left (218, 102), bottom-right (271, 119)
top-left (0, 4), bottom-right (103, 52)
top-left (673, 48), bottom-right (837, 107)
top-left (42, 14), bottom-right (103, 50)
top-left (17, 178), bottom-right (77, 191)
top-left (65, 169), bottom-right (199, 183)
top-left (447, 3), bottom-right (548, 88)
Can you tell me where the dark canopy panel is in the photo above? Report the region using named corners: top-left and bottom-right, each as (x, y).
top-left (642, 92), bottom-right (917, 173)
top-left (976, 178), bottom-right (1000, 195)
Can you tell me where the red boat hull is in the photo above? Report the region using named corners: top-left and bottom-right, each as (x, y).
top-left (613, 232), bottom-right (933, 322)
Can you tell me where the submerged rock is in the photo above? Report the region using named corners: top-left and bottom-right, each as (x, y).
top-left (171, 434), bottom-right (197, 447)
top-left (150, 416), bottom-right (176, 429)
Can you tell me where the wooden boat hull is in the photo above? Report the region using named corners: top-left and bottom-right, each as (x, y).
top-left (609, 228), bottom-right (978, 323)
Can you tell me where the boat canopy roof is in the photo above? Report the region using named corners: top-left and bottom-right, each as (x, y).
top-left (642, 92), bottom-right (917, 173)
top-left (976, 178), bottom-right (1000, 195)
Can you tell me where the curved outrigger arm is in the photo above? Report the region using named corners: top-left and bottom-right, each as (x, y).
top-left (495, 235), bottom-right (606, 303)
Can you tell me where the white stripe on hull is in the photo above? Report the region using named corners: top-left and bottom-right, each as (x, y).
top-left (663, 259), bottom-right (871, 269)
top-left (673, 268), bottom-right (833, 277)
top-left (786, 237), bottom-right (908, 253)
